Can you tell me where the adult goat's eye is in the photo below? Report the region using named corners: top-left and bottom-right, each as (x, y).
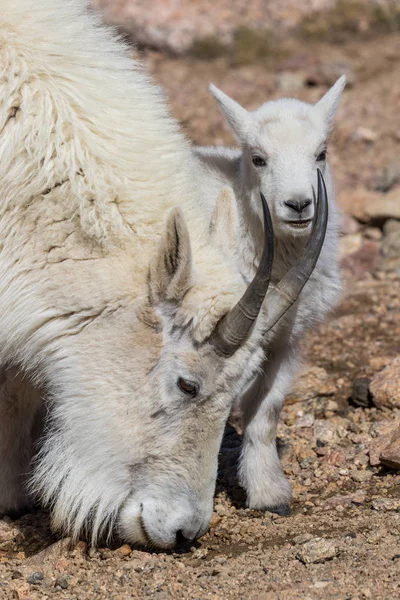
top-left (177, 377), bottom-right (199, 398)
top-left (317, 150), bottom-right (327, 162)
top-left (252, 155), bottom-right (267, 167)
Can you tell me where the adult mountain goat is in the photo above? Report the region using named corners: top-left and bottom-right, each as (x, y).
top-left (196, 80), bottom-right (345, 513)
top-left (0, 0), bottom-right (327, 547)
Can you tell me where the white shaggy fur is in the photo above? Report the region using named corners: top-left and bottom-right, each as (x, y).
top-left (0, 0), bottom-right (273, 547)
top-left (195, 78), bottom-right (345, 511)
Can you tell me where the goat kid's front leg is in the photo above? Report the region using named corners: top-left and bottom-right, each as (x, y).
top-left (0, 368), bottom-right (43, 517)
top-left (239, 351), bottom-right (297, 514)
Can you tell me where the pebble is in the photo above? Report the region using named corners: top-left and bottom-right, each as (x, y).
top-left (380, 427), bottom-right (400, 469)
top-left (350, 378), bottom-right (372, 408)
top-left (371, 497), bottom-right (400, 511)
top-left (0, 521), bottom-right (19, 551)
top-left (375, 163), bottom-right (400, 193)
top-left (286, 366), bottom-right (334, 404)
top-left (314, 420), bottom-right (339, 444)
top-left (27, 571), bottom-right (44, 584)
top-left (296, 413), bottom-right (315, 428)
top-left (364, 227), bottom-right (382, 241)
top-left (115, 544), bottom-right (132, 558)
top-left (296, 538), bottom-right (338, 564)
top-left (350, 470), bottom-right (373, 483)
top-left (55, 577), bottom-right (69, 589)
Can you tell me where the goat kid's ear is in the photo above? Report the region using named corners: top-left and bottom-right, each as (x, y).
top-left (148, 208), bottom-right (192, 304)
top-left (209, 83), bottom-right (251, 144)
top-left (314, 74), bottom-right (346, 132)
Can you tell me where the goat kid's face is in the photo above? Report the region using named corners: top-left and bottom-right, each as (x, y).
top-left (210, 76), bottom-right (346, 238)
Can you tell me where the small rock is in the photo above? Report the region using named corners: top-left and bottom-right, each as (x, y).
top-left (314, 420), bottom-right (339, 445)
top-left (375, 163), bottom-right (400, 193)
top-left (0, 521), bottom-right (20, 551)
top-left (369, 420), bottom-right (399, 466)
top-left (339, 233), bottom-right (363, 259)
top-left (296, 537), bottom-right (338, 564)
top-left (369, 356), bottom-right (394, 372)
top-left (296, 413), bottom-right (314, 428)
top-left (350, 378), bottom-right (372, 408)
top-left (340, 240), bottom-right (380, 279)
top-left (365, 527), bottom-right (387, 544)
top-left (351, 127), bottom-right (378, 143)
top-left (340, 213), bottom-right (360, 235)
top-left (369, 356), bottom-right (400, 409)
top-left (27, 572), bottom-right (44, 584)
top-left (364, 227), bottom-right (382, 241)
top-left (384, 219), bottom-right (400, 236)
top-left (324, 491), bottom-right (366, 509)
top-left (338, 188), bottom-right (380, 222)
top-left (351, 490), bottom-right (367, 505)
top-left (321, 450), bottom-right (346, 467)
top-left (55, 577), bottom-right (68, 590)
top-left (350, 470), bottom-right (373, 483)
top-left (115, 544), bottom-right (132, 558)
top-left (365, 187), bottom-right (400, 225)
top-left (286, 366), bottom-right (334, 404)
top-left (380, 427), bottom-right (400, 469)
top-left (214, 503), bottom-right (227, 517)
top-left (371, 497), bottom-right (400, 511)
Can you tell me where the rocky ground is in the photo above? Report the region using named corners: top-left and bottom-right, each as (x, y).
top-left (1, 16), bottom-right (400, 600)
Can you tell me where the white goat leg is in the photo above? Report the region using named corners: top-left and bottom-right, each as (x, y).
top-left (239, 347), bottom-right (297, 513)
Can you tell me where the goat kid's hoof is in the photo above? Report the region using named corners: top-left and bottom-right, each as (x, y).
top-left (266, 503), bottom-right (291, 517)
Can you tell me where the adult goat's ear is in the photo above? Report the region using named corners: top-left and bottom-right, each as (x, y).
top-left (148, 208), bottom-right (192, 304)
top-left (314, 75), bottom-right (346, 132)
top-left (209, 83), bottom-right (251, 144)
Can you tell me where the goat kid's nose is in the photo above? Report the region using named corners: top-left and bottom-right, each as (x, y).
top-left (284, 198), bottom-right (312, 214)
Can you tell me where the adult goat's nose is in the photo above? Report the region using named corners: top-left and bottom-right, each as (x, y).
top-left (284, 198), bottom-right (312, 214)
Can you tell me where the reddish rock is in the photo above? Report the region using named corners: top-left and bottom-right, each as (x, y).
top-left (286, 366), bottom-right (336, 404)
top-left (340, 213), bottom-right (361, 235)
top-left (365, 187), bottom-right (400, 224)
top-left (369, 357), bottom-right (400, 409)
top-left (321, 450), bottom-right (346, 467)
top-left (338, 187), bottom-right (400, 226)
top-left (339, 233), bottom-right (363, 259)
top-left (380, 427), bottom-right (400, 469)
top-left (340, 240), bottom-right (380, 279)
top-left (337, 188), bottom-right (381, 223)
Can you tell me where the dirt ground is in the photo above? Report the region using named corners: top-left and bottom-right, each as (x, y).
top-left (1, 30), bottom-right (400, 600)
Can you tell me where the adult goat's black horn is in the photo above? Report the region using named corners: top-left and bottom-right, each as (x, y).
top-left (262, 168), bottom-right (328, 336)
top-left (210, 192), bottom-right (274, 357)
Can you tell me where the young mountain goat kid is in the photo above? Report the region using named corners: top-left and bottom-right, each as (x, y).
top-left (195, 78), bottom-right (345, 513)
top-left (0, 0), bottom-right (327, 547)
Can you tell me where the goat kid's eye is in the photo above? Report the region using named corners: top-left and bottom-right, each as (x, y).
top-left (252, 155), bottom-right (267, 167)
top-left (177, 377), bottom-right (199, 398)
top-left (317, 150), bottom-right (327, 162)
